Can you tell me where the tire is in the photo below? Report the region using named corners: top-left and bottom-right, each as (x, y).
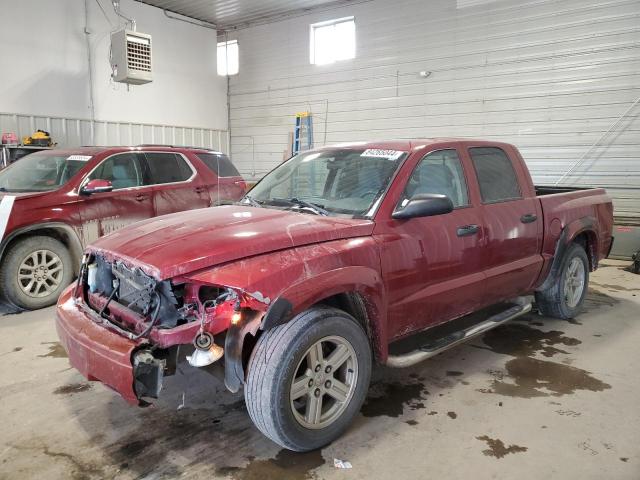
top-left (535, 243), bottom-right (589, 319)
top-left (0, 236), bottom-right (73, 310)
top-left (245, 307), bottom-right (372, 451)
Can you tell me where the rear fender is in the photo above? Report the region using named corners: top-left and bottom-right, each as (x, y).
top-left (537, 216), bottom-right (598, 292)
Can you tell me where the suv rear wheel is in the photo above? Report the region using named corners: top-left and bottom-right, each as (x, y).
top-left (0, 236), bottom-right (73, 310)
top-left (245, 307), bottom-right (372, 451)
top-left (536, 243), bottom-right (589, 319)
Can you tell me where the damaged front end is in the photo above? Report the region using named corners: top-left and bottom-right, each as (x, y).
top-left (74, 252), bottom-right (270, 403)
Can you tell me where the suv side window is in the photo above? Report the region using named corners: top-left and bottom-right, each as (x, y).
top-left (143, 153), bottom-right (193, 185)
top-left (197, 153), bottom-right (241, 177)
top-left (400, 149), bottom-right (469, 208)
top-left (469, 147), bottom-right (522, 203)
top-left (88, 153), bottom-right (143, 190)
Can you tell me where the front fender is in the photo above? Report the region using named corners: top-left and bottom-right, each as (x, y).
top-left (183, 237), bottom-right (388, 363)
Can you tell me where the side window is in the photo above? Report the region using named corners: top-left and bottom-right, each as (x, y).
top-left (400, 149), bottom-right (469, 208)
top-left (196, 153), bottom-right (241, 177)
top-left (88, 153), bottom-right (143, 190)
top-left (143, 153), bottom-right (193, 185)
top-left (469, 147), bottom-right (522, 203)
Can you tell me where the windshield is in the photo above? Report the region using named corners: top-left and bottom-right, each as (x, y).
top-left (0, 152), bottom-right (90, 192)
top-left (247, 148), bottom-right (407, 217)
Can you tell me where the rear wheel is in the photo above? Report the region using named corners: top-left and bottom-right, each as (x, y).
top-left (536, 243), bottom-right (589, 319)
top-left (245, 307), bottom-right (371, 451)
top-left (0, 236), bottom-right (73, 310)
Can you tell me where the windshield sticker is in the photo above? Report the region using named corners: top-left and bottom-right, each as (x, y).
top-left (360, 149), bottom-right (404, 160)
top-left (67, 155), bottom-right (92, 161)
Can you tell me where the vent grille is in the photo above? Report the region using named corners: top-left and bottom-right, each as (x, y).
top-left (111, 29), bottom-right (152, 85)
top-left (126, 36), bottom-right (151, 72)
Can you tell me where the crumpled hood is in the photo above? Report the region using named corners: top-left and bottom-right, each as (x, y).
top-left (90, 205), bottom-right (374, 279)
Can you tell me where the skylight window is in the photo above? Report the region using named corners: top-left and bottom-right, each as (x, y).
top-left (310, 17), bottom-right (355, 65)
top-left (217, 40), bottom-right (239, 76)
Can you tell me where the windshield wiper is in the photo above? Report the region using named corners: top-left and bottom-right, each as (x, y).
top-left (240, 195), bottom-right (263, 208)
top-left (286, 197), bottom-right (329, 216)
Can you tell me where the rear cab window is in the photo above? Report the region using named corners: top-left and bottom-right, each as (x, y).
top-left (142, 153), bottom-right (193, 185)
top-left (196, 153), bottom-right (241, 178)
top-left (469, 147), bottom-right (522, 203)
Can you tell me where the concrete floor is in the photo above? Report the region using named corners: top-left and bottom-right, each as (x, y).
top-left (0, 259), bottom-right (638, 480)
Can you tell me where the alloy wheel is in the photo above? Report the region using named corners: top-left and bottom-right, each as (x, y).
top-left (17, 249), bottom-right (64, 298)
top-left (564, 257), bottom-right (586, 308)
top-left (289, 335), bottom-right (358, 429)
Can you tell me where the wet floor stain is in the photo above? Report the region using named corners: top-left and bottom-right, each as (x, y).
top-left (476, 435), bottom-right (527, 458)
top-left (447, 411), bottom-right (457, 419)
top-left (218, 449), bottom-right (325, 480)
top-left (0, 346), bottom-right (22, 356)
top-left (446, 371), bottom-right (464, 377)
top-left (405, 419), bottom-right (419, 426)
top-left (591, 282), bottom-right (636, 292)
top-left (361, 382), bottom-right (427, 418)
top-left (102, 402), bottom-right (252, 478)
top-left (38, 342), bottom-right (67, 358)
top-left (53, 383), bottom-right (92, 395)
top-left (11, 444), bottom-right (105, 480)
top-left (480, 323), bottom-right (581, 358)
top-left (583, 289), bottom-right (618, 311)
top-left (620, 457), bottom-right (629, 462)
top-left (483, 357), bottom-right (611, 398)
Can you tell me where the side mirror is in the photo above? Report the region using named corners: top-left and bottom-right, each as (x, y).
top-left (81, 179), bottom-right (113, 195)
top-left (392, 193), bottom-right (454, 220)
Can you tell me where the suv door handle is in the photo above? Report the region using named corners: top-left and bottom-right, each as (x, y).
top-left (520, 213), bottom-right (538, 224)
top-left (457, 224), bottom-right (479, 237)
top-left (135, 194), bottom-right (148, 202)
top-left (194, 186), bottom-right (206, 194)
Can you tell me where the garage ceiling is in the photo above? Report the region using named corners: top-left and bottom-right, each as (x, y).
top-left (135, 0), bottom-right (362, 29)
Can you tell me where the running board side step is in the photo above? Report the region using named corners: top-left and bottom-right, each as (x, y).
top-left (386, 300), bottom-right (533, 368)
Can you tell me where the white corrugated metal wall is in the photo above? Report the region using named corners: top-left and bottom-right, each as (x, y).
top-left (227, 0), bottom-right (640, 220)
top-left (0, 113), bottom-right (228, 152)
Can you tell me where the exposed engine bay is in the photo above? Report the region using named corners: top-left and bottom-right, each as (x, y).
top-left (79, 253), bottom-right (269, 400)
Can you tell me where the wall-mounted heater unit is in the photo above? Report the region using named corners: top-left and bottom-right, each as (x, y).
top-left (110, 29), bottom-right (152, 85)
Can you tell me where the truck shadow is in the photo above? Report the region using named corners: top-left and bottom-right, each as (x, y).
top-left (66, 288), bottom-right (628, 479)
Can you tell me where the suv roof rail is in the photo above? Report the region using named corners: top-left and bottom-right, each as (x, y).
top-left (136, 144), bottom-right (224, 153)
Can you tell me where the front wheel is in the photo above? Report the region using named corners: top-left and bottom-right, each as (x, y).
top-left (536, 243), bottom-right (589, 319)
top-left (245, 307), bottom-right (372, 451)
top-left (0, 236), bottom-right (73, 310)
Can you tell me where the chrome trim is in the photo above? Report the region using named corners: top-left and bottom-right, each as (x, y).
top-left (78, 150), bottom-right (198, 194)
top-left (386, 298), bottom-right (533, 368)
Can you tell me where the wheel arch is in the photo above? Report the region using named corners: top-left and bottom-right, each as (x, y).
top-left (0, 223), bottom-right (83, 275)
top-left (259, 266), bottom-right (387, 363)
top-left (537, 216), bottom-right (598, 292)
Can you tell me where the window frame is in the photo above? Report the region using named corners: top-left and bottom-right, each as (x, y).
top-left (467, 146), bottom-right (523, 205)
top-left (80, 151), bottom-right (197, 192)
top-left (396, 148), bottom-right (472, 211)
top-left (309, 16), bottom-right (356, 65)
top-left (217, 39), bottom-right (239, 76)
top-left (141, 152), bottom-right (198, 186)
top-left (196, 152), bottom-right (241, 178)
top-left (82, 152), bottom-right (145, 191)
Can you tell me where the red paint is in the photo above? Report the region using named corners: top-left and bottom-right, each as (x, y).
top-left (0, 146), bottom-right (245, 265)
top-left (55, 139), bottom-right (614, 403)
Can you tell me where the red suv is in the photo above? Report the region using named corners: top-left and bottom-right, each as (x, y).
top-left (0, 145), bottom-right (245, 310)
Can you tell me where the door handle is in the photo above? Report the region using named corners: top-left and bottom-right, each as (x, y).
top-left (457, 224), bottom-right (479, 237)
top-left (520, 213), bottom-right (538, 224)
top-left (194, 186), bottom-right (206, 194)
top-left (135, 194), bottom-right (148, 202)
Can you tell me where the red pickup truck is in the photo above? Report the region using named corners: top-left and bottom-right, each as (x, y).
top-left (0, 146), bottom-right (245, 309)
top-left (56, 139), bottom-right (613, 451)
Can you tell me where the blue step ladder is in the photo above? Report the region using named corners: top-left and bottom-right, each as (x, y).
top-left (293, 112), bottom-right (313, 155)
